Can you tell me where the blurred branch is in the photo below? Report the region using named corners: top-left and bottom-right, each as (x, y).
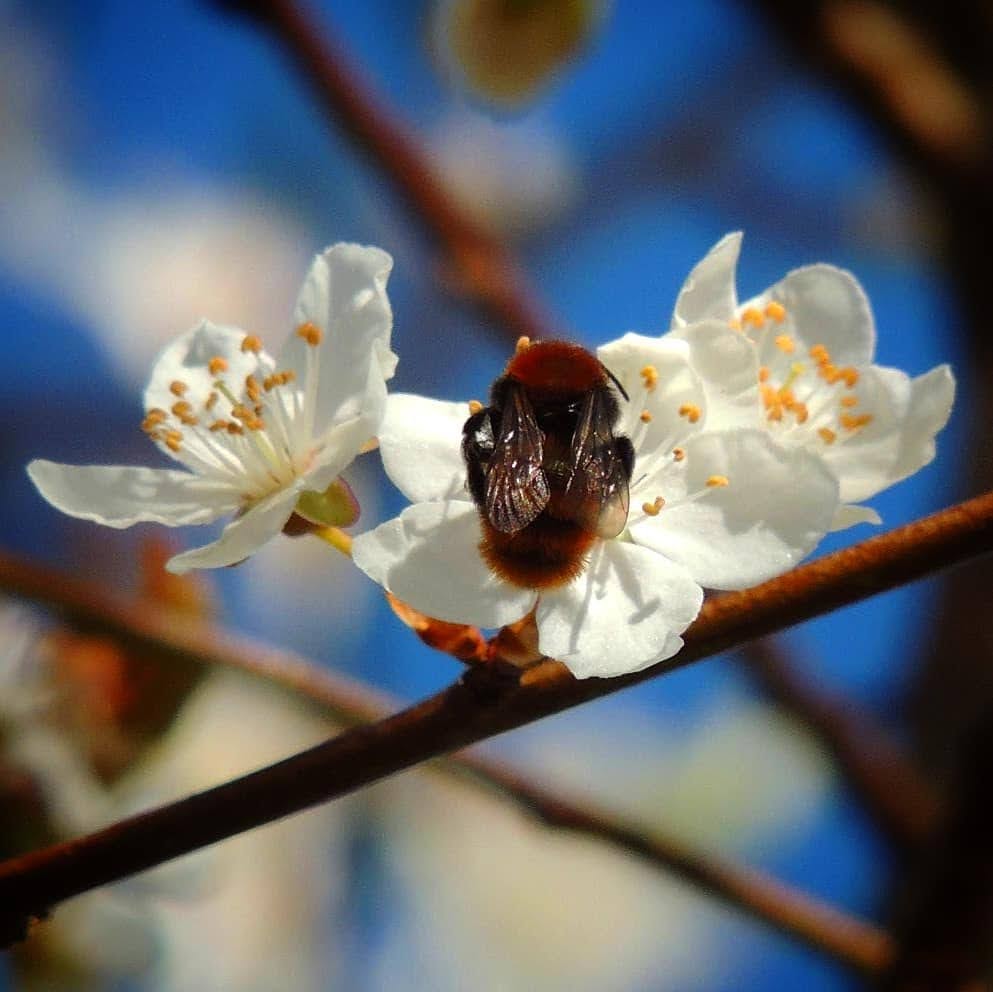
top-left (881, 707), bottom-right (993, 992)
top-left (740, 639), bottom-right (939, 851)
top-left (0, 553), bottom-right (892, 971)
top-left (2, 490), bottom-right (993, 942)
top-left (214, 0), bottom-right (557, 344)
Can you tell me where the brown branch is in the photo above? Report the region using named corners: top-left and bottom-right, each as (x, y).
top-left (2, 490), bottom-right (992, 943)
top-left (740, 639), bottom-right (940, 851)
top-left (0, 548), bottom-right (891, 971)
top-left (0, 566), bottom-right (892, 971)
top-left (213, 0), bottom-right (557, 345)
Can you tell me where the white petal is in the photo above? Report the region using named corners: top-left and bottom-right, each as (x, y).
top-left (831, 503), bottom-right (882, 531)
top-left (145, 321), bottom-right (271, 416)
top-left (351, 501), bottom-right (536, 628)
top-left (27, 460), bottom-right (238, 528)
top-left (670, 232), bottom-right (742, 328)
top-left (165, 485), bottom-right (301, 573)
top-left (818, 365), bottom-right (910, 503)
top-left (890, 364), bottom-right (955, 483)
top-left (281, 243), bottom-right (395, 437)
top-left (302, 413), bottom-right (376, 497)
top-left (597, 333), bottom-right (705, 445)
top-left (629, 429), bottom-right (838, 589)
top-left (742, 265), bottom-right (875, 367)
top-left (535, 541), bottom-right (702, 679)
top-left (378, 393), bottom-right (473, 503)
top-left (669, 319), bottom-right (762, 431)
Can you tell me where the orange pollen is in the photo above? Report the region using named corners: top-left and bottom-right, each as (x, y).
top-left (678, 403), bottom-right (701, 423)
top-left (809, 344), bottom-right (830, 365)
top-left (706, 475), bottom-right (729, 488)
top-left (245, 375), bottom-right (261, 402)
top-left (840, 395), bottom-right (859, 408)
top-left (641, 496), bottom-right (665, 516)
top-left (206, 391), bottom-right (219, 410)
top-left (640, 365), bottom-right (659, 391)
top-left (820, 363), bottom-right (840, 384)
top-left (171, 400), bottom-right (192, 418)
top-left (209, 356), bottom-right (228, 376)
top-left (774, 334), bottom-right (795, 354)
top-left (165, 437), bottom-right (182, 453)
top-left (841, 367), bottom-right (859, 388)
top-left (818, 427), bottom-right (837, 445)
top-left (840, 412), bottom-right (873, 431)
top-left (241, 334), bottom-right (263, 354)
top-left (765, 301), bottom-right (787, 322)
top-left (639, 409), bottom-right (652, 423)
top-left (231, 404), bottom-right (254, 423)
top-left (468, 399), bottom-right (484, 415)
top-left (226, 422), bottom-right (244, 435)
top-left (279, 370), bottom-right (296, 385)
top-left (169, 380), bottom-right (188, 397)
top-left (296, 322), bottom-right (322, 346)
top-left (672, 447), bottom-right (685, 462)
top-left (515, 336), bottom-right (532, 353)
top-left (741, 306), bottom-right (765, 328)
top-left (141, 409), bottom-right (167, 433)
top-left (758, 366), bottom-right (771, 383)
top-left (209, 420), bottom-right (229, 432)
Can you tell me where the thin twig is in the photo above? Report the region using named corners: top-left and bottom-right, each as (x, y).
top-left (214, 0), bottom-right (557, 345)
top-left (740, 639), bottom-right (939, 851)
top-left (0, 548), bottom-right (891, 971)
top-left (1, 490), bottom-right (992, 941)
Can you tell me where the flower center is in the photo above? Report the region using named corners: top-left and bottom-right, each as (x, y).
top-left (140, 330), bottom-right (323, 502)
top-left (731, 303), bottom-right (873, 448)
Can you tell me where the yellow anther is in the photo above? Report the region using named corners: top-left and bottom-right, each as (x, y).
top-left (641, 496), bottom-right (665, 517)
top-left (515, 336), bottom-right (532, 353)
top-left (231, 404), bottom-right (254, 423)
top-left (819, 363), bottom-right (840, 384)
top-left (209, 420), bottom-right (229, 432)
top-left (774, 334), bottom-right (795, 354)
top-left (279, 370), bottom-right (296, 385)
top-left (706, 475), bottom-right (729, 488)
top-left (678, 403), bottom-right (701, 424)
top-left (171, 400), bottom-right (192, 418)
top-left (468, 399), bottom-right (484, 415)
top-left (226, 422), bottom-right (244, 435)
top-left (296, 322), bottom-right (322, 346)
top-left (639, 409), bottom-right (653, 423)
top-left (209, 356), bottom-right (228, 376)
top-left (840, 395), bottom-right (858, 408)
top-left (741, 306), bottom-right (765, 328)
top-left (165, 436), bottom-right (182, 453)
top-left (672, 447), bottom-right (685, 462)
top-left (241, 334), bottom-right (263, 353)
top-left (245, 374), bottom-right (261, 402)
top-left (206, 391), bottom-right (219, 410)
top-left (141, 408), bottom-right (167, 433)
top-left (841, 367), bottom-right (859, 388)
top-left (765, 300), bottom-right (787, 322)
top-left (840, 412), bottom-right (873, 431)
top-left (818, 427), bottom-right (837, 445)
top-left (728, 317), bottom-right (743, 331)
top-left (169, 380), bottom-right (188, 397)
top-left (758, 366), bottom-right (771, 383)
top-left (809, 344), bottom-right (830, 365)
top-left (640, 365), bottom-right (659, 391)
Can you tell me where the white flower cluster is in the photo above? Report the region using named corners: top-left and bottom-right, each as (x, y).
top-left (29, 235), bottom-right (955, 679)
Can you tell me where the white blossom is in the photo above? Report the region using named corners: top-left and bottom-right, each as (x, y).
top-left (669, 233), bottom-right (955, 529)
top-left (353, 338), bottom-right (838, 679)
top-left (28, 244), bottom-right (395, 573)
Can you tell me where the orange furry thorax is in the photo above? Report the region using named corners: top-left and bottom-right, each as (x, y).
top-left (504, 340), bottom-right (606, 399)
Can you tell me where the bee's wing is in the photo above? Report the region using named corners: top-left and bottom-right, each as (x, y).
top-left (563, 389), bottom-right (632, 540)
top-left (485, 381), bottom-right (550, 533)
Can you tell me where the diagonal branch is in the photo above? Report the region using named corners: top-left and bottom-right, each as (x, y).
top-left (2, 490), bottom-right (993, 944)
top-left (214, 0), bottom-right (557, 344)
top-left (0, 547), bottom-right (890, 971)
top-left (740, 639), bottom-right (940, 851)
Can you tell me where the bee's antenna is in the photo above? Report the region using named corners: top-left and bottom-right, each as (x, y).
top-left (603, 365), bottom-right (630, 402)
